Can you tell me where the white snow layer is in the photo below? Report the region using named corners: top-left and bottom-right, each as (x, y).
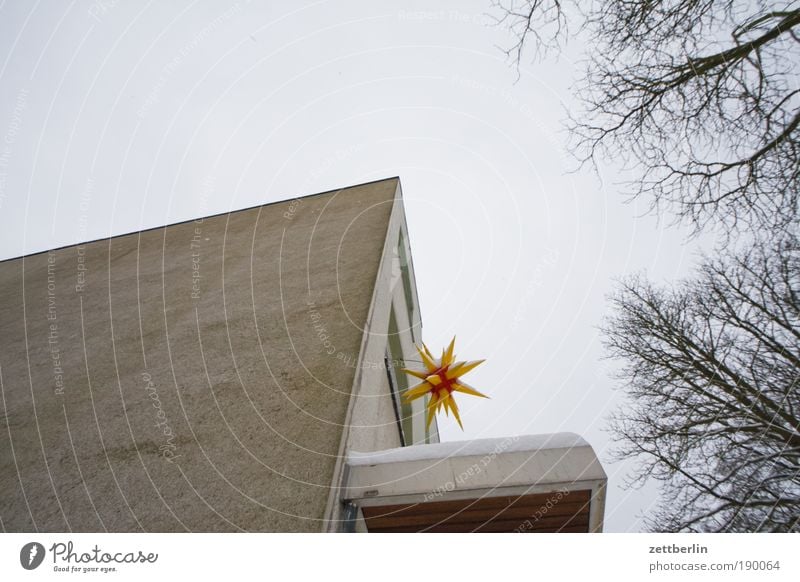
top-left (347, 433), bottom-right (589, 466)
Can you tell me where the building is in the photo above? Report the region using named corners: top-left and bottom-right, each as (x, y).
top-left (0, 177), bottom-right (606, 532)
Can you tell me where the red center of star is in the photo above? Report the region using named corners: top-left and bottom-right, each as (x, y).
top-left (433, 366), bottom-right (456, 395)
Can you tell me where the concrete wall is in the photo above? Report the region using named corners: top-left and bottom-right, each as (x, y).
top-left (323, 181), bottom-right (434, 530)
top-left (0, 178), bottom-right (399, 532)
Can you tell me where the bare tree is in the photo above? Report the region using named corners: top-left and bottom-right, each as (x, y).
top-left (492, 1), bottom-right (800, 233)
top-left (602, 232), bottom-right (800, 531)
top-left (490, 0), bottom-right (569, 62)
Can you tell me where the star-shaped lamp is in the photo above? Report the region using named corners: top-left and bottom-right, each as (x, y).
top-left (401, 337), bottom-right (488, 430)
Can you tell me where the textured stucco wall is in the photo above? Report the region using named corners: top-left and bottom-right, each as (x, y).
top-left (323, 184), bottom-right (430, 530)
top-left (0, 178), bottom-right (398, 532)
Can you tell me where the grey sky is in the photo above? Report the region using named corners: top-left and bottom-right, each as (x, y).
top-left (0, 0), bottom-right (714, 531)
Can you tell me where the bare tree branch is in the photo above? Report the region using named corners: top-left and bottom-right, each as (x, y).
top-left (492, 0), bottom-right (800, 233)
top-left (602, 231), bottom-right (800, 531)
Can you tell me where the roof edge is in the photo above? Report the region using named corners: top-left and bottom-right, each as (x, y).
top-left (0, 176), bottom-right (401, 264)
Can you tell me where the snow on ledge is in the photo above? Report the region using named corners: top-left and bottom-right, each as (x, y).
top-left (347, 432), bottom-right (589, 466)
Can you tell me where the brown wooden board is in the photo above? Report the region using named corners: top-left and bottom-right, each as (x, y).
top-left (362, 490), bottom-right (593, 533)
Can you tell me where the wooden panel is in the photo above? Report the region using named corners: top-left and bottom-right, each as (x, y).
top-left (363, 489), bottom-right (591, 517)
top-left (362, 490), bottom-right (592, 533)
top-left (363, 499), bottom-right (591, 529)
top-left (368, 519), bottom-right (591, 533)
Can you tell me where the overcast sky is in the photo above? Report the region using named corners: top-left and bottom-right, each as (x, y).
top-left (0, 0), bottom-right (716, 532)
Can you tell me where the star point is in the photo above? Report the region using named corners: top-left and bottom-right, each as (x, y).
top-left (401, 338), bottom-right (488, 430)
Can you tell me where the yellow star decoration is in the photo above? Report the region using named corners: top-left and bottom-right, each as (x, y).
top-left (401, 337), bottom-right (488, 430)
